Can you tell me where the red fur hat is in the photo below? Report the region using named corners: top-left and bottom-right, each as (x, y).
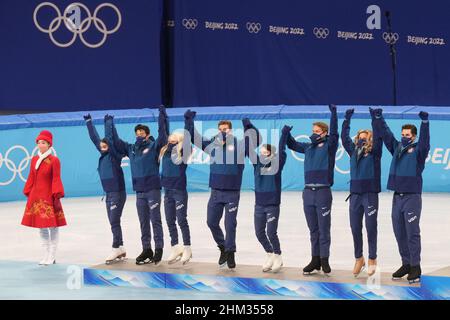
top-left (36, 130), bottom-right (53, 147)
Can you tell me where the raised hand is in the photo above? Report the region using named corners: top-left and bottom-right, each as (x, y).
top-left (83, 113), bottom-right (92, 121)
top-left (419, 111), bottom-right (429, 121)
top-left (345, 109), bottom-right (354, 120)
top-left (184, 109), bottom-right (197, 120)
top-left (104, 114), bottom-right (114, 122)
top-left (242, 117), bottom-right (251, 128)
top-left (159, 105), bottom-right (168, 117)
top-left (328, 104), bottom-right (337, 113)
top-left (282, 125), bottom-right (293, 134)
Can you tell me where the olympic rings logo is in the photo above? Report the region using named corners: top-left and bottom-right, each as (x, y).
top-left (246, 22), bottom-right (262, 34)
top-left (0, 146), bottom-right (57, 186)
top-left (33, 2), bottom-right (122, 48)
top-left (289, 135), bottom-right (350, 175)
top-left (182, 18), bottom-right (198, 30)
top-left (313, 27), bottom-right (330, 39)
top-left (382, 32), bottom-right (399, 44)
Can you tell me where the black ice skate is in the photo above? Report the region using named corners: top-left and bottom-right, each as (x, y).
top-left (407, 265), bottom-right (421, 284)
top-left (392, 264), bottom-right (410, 280)
top-left (135, 248), bottom-right (154, 265)
top-left (218, 245), bottom-right (228, 268)
top-left (153, 248), bottom-right (163, 265)
top-left (227, 251), bottom-right (236, 270)
top-left (303, 256), bottom-right (321, 275)
top-left (321, 257), bottom-right (331, 276)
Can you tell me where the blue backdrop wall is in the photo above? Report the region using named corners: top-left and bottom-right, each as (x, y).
top-left (0, 105), bottom-right (449, 202)
top-left (1, 0), bottom-right (450, 111)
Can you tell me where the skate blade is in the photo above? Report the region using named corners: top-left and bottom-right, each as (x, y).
top-left (262, 268), bottom-right (272, 273)
top-left (106, 257), bottom-right (127, 265)
top-left (181, 257), bottom-right (192, 265)
top-left (168, 255), bottom-right (182, 265)
top-left (322, 271), bottom-right (332, 277)
top-left (392, 277), bottom-right (404, 281)
top-left (408, 278), bottom-right (421, 284)
top-left (219, 262), bottom-right (228, 269)
top-left (302, 269), bottom-right (320, 276)
top-left (135, 258), bottom-right (152, 265)
top-left (353, 266), bottom-right (366, 278)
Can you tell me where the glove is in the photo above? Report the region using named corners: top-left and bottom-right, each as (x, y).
top-left (159, 105), bottom-right (168, 117)
top-left (184, 109), bottom-right (197, 120)
top-left (282, 125), bottom-right (293, 134)
top-left (104, 114), bottom-right (113, 122)
top-left (83, 114), bottom-right (92, 121)
top-left (369, 107), bottom-right (382, 118)
top-left (328, 104), bottom-right (337, 113)
top-left (344, 109), bottom-right (354, 120)
top-left (242, 118), bottom-right (251, 128)
top-left (53, 195), bottom-right (63, 213)
top-left (419, 111), bottom-right (429, 120)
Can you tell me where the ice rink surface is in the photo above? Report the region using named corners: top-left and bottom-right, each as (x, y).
top-left (1, 191), bottom-right (449, 272)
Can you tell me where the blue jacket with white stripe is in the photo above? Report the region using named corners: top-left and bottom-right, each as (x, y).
top-left (85, 118), bottom-right (125, 193)
top-left (286, 107), bottom-right (339, 187)
top-left (341, 116), bottom-right (382, 194)
top-left (106, 109), bottom-right (168, 193)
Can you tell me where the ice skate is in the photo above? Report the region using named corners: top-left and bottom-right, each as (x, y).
top-left (303, 256), bottom-right (321, 275)
top-left (167, 244), bottom-right (184, 264)
top-left (407, 265), bottom-right (421, 284)
top-left (270, 254), bottom-right (283, 273)
top-left (105, 246), bottom-right (126, 265)
top-left (153, 248), bottom-right (163, 265)
top-left (218, 245), bottom-right (228, 268)
top-left (227, 251), bottom-right (236, 270)
top-left (352, 257), bottom-right (366, 278)
top-left (262, 253), bottom-right (274, 272)
top-left (367, 259), bottom-right (377, 277)
top-left (135, 248), bottom-right (154, 265)
top-left (180, 246), bottom-right (192, 265)
top-left (321, 257), bottom-right (331, 276)
top-left (392, 264), bottom-right (410, 280)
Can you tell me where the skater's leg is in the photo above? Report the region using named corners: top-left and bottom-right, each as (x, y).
top-left (106, 191), bottom-right (125, 248)
top-left (39, 228), bottom-right (50, 265)
top-left (207, 190), bottom-right (226, 248)
top-left (266, 205), bottom-right (281, 255)
top-left (148, 190), bottom-right (164, 250)
top-left (392, 194), bottom-right (410, 265)
top-left (254, 205), bottom-right (273, 253)
top-left (136, 192), bottom-right (152, 250)
top-left (174, 190), bottom-right (191, 246)
top-left (316, 188), bottom-right (332, 258)
top-left (47, 227), bottom-right (59, 264)
top-left (403, 194), bottom-right (422, 267)
top-left (349, 194), bottom-right (364, 259)
top-left (303, 189), bottom-right (320, 257)
top-left (363, 193), bottom-right (379, 260)
top-left (164, 189), bottom-right (179, 246)
top-left (224, 191), bottom-right (240, 252)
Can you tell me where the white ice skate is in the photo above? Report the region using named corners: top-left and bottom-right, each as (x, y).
top-left (105, 246), bottom-right (127, 265)
top-left (39, 243), bottom-right (50, 266)
top-left (262, 253), bottom-right (274, 272)
top-left (180, 246), bottom-right (192, 265)
top-left (271, 254), bottom-right (283, 273)
top-left (167, 244), bottom-right (184, 264)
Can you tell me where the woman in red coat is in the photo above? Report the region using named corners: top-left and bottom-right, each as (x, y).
top-left (22, 130), bottom-right (67, 265)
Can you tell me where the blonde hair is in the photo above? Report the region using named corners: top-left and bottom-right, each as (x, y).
top-left (353, 129), bottom-right (373, 153)
top-left (159, 132), bottom-right (184, 163)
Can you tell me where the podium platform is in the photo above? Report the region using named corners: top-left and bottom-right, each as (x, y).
top-left (83, 259), bottom-right (450, 300)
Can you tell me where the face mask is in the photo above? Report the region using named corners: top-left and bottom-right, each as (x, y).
top-left (136, 136), bottom-right (145, 144)
top-left (310, 133), bottom-right (321, 144)
top-left (167, 143), bottom-right (176, 151)
top-left (357, 139), bottom-right (366, 148)
top-left (401, 137), bottom-right (412, 148)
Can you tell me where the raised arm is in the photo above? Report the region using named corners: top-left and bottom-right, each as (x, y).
top-left (243, 118), bottom-right (262, 158)
top-left (279, 125), bottom-right (291, 170)
top-left (156, 105), bottom-right (169, 152)
top-left (341, 109), bottom-right (355, 156)
top-left (105, 115), bottom-right (129, 156)
top-left (372, 108), bottom-right (398, 155)
top-left (286, 130), bottom-right (309, 154)
top-left (418, 111), bottom-right (430, 162)
top-left (84, 114), bottom-right (102, 153)
top-left (184, 109), bottom-right (212, 154)
top-left (328, 104), bottom-right (339, 150)
top-left (369, 108), bottom-right (383, 157)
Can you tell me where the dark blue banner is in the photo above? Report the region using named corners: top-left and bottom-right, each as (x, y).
top-left (169, 0), bottom-right (450, 107)
top-left (0, 0), bottom-right (163, 111)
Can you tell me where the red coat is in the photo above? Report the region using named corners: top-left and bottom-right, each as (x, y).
top-left (21, 154), bottom-right (67, 228)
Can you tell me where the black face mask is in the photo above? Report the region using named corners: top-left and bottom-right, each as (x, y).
top-left (401, 137), bottom-right (412, 148)
top-left (357, 139), bottom-right (367, 148)
top-left (136, 136), bottom-right (146, 144)
top-left (309, 133), bottom-right (322, 144)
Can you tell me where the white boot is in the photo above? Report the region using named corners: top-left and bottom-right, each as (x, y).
top-left (271, 254), bottom-right (283, 273)
top-left (167, 244), bottom-right (184, 264)
top-left (45, 227), bottom-right (58, 265)
top-left (262, 253), bottom-right (274, 272)
top-left (39, 228), bottom-right (50, 266)
top-left (106, 246), bottom-right (127, 264)
top-left (180, 246), bottom-right (192, 265)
